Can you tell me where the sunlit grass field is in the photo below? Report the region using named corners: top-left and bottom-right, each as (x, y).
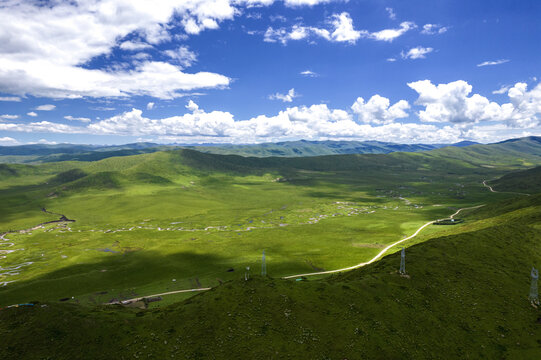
top-left (0, 143), bottom-right (538, 306)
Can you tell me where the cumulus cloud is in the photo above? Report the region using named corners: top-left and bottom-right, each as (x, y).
top-left (421, 24), bottom-right (448, 35)
top-left (264, 13), bottom-right (414, 45)
top-left (85, 101), bottom-right (495, 144)
top-left (269, 88), bottom-right (298, 102)
top-left (505, 82), bottom-right (541, 128)
top-left (369, 22), bottom-right (416, 42)
top-left (330, 12), bottom-right (361, 43)
top-left (35, 139), bottom-right (58, 145)
top-left (1, 81), bottom-right (539, 144)
top-left (35, 104), bottom-right (56, 111)
top-left (0, 114), bottom-right (19, 120)
top-left (477, 59), bottom-right (510, 67)
top-left (408, 80), bottom-right (513, 124)
top-left (147, 102), bottom-right (155, 110)
top-left (64, 115), bottom-right (92, 123)
top-left (27, 112), bottom-right (38, 117)
top-left (401, 46), bottom-right (433, 59)
top-left (0, 137), bottom-right (19, 145)
top-left (0, 1), bottom-right (236, 99)
top-left (351, 95), bottom-right (410, 124)
top-left (186, 100), bottom-right (200, 112)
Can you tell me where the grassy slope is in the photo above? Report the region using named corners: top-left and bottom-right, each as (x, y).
top-left (1, 194), bottom-right (540, 359)
top-left (1, 139), bottom-right (541, 306)
top-left (490, 166), bottom-right (541, 193)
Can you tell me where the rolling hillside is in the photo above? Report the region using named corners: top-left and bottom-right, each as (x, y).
top-left (1, 193), bottom-right (540, 359)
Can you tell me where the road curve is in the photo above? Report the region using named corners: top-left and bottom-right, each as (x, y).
top-left (113, 288), bottom-right (212, 305)
top-left (483, 179), bottom-right (530, 196)
top-left (117, 204), bottom-right (485, 304)
top-left (282, 204), bottom-right (485, 279)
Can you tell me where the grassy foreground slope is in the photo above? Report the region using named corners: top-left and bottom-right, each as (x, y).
top-left (1, 137), bottom-right (541, 307)
top-left (1, 193), bottom-right (540, 359)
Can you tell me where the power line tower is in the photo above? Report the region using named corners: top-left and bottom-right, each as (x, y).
top-left (261, 250), bottom-right (267, 276)
top-left (399, 247), bottom-right (406, 275)
top-left (245, 266), bottom-right (250, 281)
top-left (530, 267), bottom-right (539, 305)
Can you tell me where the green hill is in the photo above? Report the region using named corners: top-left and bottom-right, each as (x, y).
top-left (490, 166), bottom-right (541, 194)
top-left (1, 136), bottom-right (541, 359)
top-left (1, 194), bottom-right (540, 359)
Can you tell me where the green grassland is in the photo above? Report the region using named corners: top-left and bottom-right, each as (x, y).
top-left (0, 188), bottom-right (540, 359)
top-left (0, 137), bottom-right (541, 309)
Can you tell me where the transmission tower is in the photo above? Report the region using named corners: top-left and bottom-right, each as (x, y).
top-left (530, 267), bottom-right (539, 305)
top-left (399, 247), bottom-right (406, 274)
top-left (262, 250), bottom-right (267, 276)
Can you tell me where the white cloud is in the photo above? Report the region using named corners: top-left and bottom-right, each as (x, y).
top-left (0, 96), bottom-right (21, 102)
top-left (147, 102), bottom-right (155, 110)
top-left (0, 114), bottom-right (19, 120)
top-left (119, 40), bottom-right (153, 51)
top-left (0, 1), bottom-right (236, 99)
top-left (505, 82), bottom-right (541, 128)
top-left (369, 22), bottom-right (416, 42)
top-left (330, 12), bottom-right (361, 43)
top-left (300, 70), bottom-right (319, 77)
top-left (64, 115), bottom-right (92, 123)
top-left (186, 100), bottom-right (200, 112)
top-left (86, 102), bottom-right (509, 144)
top-left (263, 14), bottom-right (415, 45)
top-left (1, 80), bottom-right (539, 144)
top-left (421, 24), bottom-right (448, 35)
top-left (269, 88), bottom-right (298, 102)
top-left (27, 111), bottom-right (38, 117)
top-left (269, 14), bottom-right (287, 22)
top-left (283, 0), bottom-right (332, 6)
top-left (36, 139), bottom-right (58, 145)
top-left (163, 46), bottom-right (198, 68)
top-left (35, 104), bottom-right (56, 111)
top-left (387, 58), bottom-right (397, 62)
top-left (0, 137), bottom-right (19, 145)
top-left (477, 59), bottom-right (510, 67)
top-left (493, 85), bottom-right (510, 95)
top-left (408, 80), bottom-right (514, 124)
top-left (386, 7), bottom-right (396, 20)
top-left (0, 121), bottom-right (79, 134)
top-left (351, 95), bottom-right (410, 124)
top-left (401, 46), bottom-right (433, 59)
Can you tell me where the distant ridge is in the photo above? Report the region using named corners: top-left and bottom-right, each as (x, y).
top-left (0, 137), bottom-right (512, 163)
top-left (186, 139), bottom-right (480, 158)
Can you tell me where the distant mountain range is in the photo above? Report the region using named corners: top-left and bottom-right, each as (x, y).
top-left (185, 139), bottom-right (480, 157)
top-left (0, 139), bottom-right (485, 163)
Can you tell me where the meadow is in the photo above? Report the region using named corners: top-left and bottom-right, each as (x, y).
top-left (2, 137), bottom-right (540, 306)
top-left (1, 182), bottom-right (540, 359)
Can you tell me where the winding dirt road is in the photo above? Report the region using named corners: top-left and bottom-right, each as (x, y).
top-left (118, 203), bottom-right (486, 303)
top-left (282, 204), bottom-right (484, 279)
top-left (482, 179), bottom-right (530, 196)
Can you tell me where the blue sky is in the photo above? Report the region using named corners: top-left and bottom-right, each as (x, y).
top-left (0, 0), bottom-right (540, 145)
